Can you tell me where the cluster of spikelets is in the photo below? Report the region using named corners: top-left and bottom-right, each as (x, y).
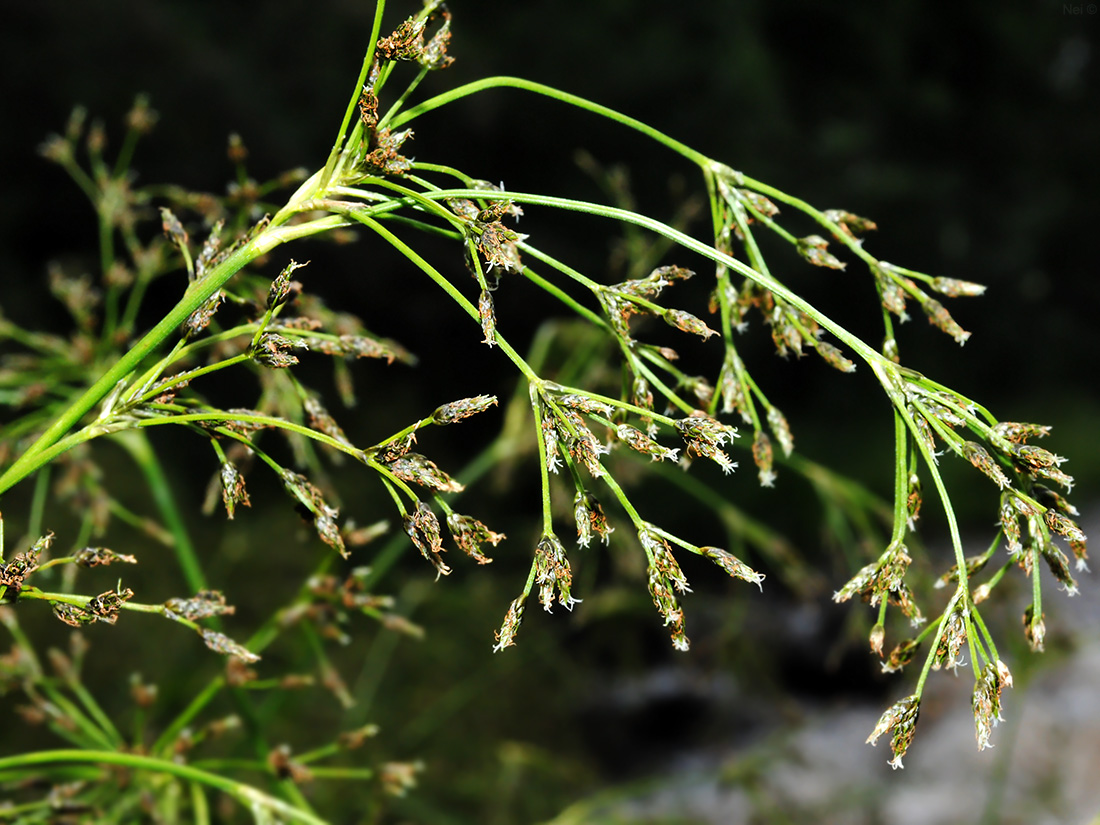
top-left (830, 348), bottom-right (1084, 767)
top-left (0, 0), bottom-right (1086, 796)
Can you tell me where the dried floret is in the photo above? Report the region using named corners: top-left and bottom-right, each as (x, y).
top-left (74, 547), bottom-right (137, 567)
top-left (534, 534), bottom-right (578, 612)
top-left (492, 596), bottom-right (525, 652)
top-left (201, 629), bottom-right (260, 663)
top-left (867, 694), bottom-right (920, 769)
top-left (446, 512), bottom-right (504, 564)
top-left (403, 501), bottom-right (449, 578)
top-left (432, 394), bottom-right (498, 425)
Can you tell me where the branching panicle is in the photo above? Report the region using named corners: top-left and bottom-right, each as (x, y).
top-left (0, 6), bottom-right (1083, 819)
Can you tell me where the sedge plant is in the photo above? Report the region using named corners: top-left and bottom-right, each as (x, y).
top-left (0, 1), bottom-right (1087, 820)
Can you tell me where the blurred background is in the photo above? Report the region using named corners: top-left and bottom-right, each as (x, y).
top-left (2, 1), bottom-right (1098, 823)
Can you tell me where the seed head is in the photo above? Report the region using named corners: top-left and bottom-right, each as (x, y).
top-left (738, 189), bottom-right (780, 218)
top-left (992, 421), bottom-right (1051, 444)
top-left (824, 209), bottom-right (878, 238)
top-left (973, 660), bottom-right (1011, 751)
top-left (556, 394), bottom-right (615, 418)
top-left (74, 547), bottom-right (137, 568)
top-left (201, 629), bottom-right (260, 663)
top-left (0, 539), bottom-right (46, 598)
top-left (930, 277), bottom-right (986, 298)
top-left (718, 350), bottom-right (749, 421)
top-left (493, 597), bottom-right (526, 652)
top-left (251, 332), bottom-right (307, 369)
top-left (931, 605), bottom-right (968, 673)
top-left (908, 406), bottom-right (939, 462)
top-left (960, 441), bottom-right (1010, 489)
top-left (573, 491), bottom-right (613, 548)
top-left (267, 260), bottom-right (309, 309)
top-left (385, 452), bottom-right (464, 493)
top-left (432, 394), bottom-right (498, 425)
top-left (921, 296), bottom-right (971, 345)
top-left (675, 413), bottom-right (738, 474)
top-left (403, 502), bottom-right (449, 578)
top-left (766, 406), bottom-right (793, 458)
top-left (194, 221), bottom-right (225, 281)
top-left (1023, 604), bottom-right (1045, 652)
top-left (874, 264), bottom-right (910, 320)
top-left (1044, 509), bottom-right (1086, 544)
top-left (165, 590), bottom-right (235, 621)
top-left (1000, 493), bottom-right (1023, 554)
top-left (663, 309), bottom-right (718, 340)
top-left (304, 396), bottom-right (351, 447)
top-left (53, 602), bottom-right (97, 627)
top-left (615, 423), bottom-right (679, 463)
top-left (159, 207), bottom-right (189, 248)
top-left (446, 512), bottom-right (504, 564)
top-left (869, 622), bottom-right (886, 657)
top-left (1033, 484), bottom-right (1079, 518)
top-left (936, 553), bottom-right (990, 590)
top-left (815, 340), bottom-right (856, 373)
top-left (796, 235), bottom-right (846, 269)
top-left (84, 586), bottom-right (135, 626)
top-left (478, 221), bottom-right (527, 274)
top-left (867, 694), bottom-right (920, 769)
top-left (751, 429), bottom-right (775, 487)
top-left (646, 566), bottom-right (689, 652)
top-left (479, 289), bottom-right (497, 347)
top-left (280, 470), bottom-right (345, 557)
top-left (182, 291), bottom-right (223, 340)
top-left (421, 7), bottom-right (455, 70)
top-left (534, 534), bottom-right (579, 612)
top-left (268, 744), bottom-right (312, 785)
top-left (219, 461), bottom-right (251, 520)
top-left (560, 408), bottom-right (610, 478)
top-left (1040, 542), bottom-right (1078, 595)
top-left (882, 638), bottom-right (921, 674)
top-left (226, 131), bottom-right (248, 164)
top-left (632, 376), bottom-right (654, 412)
top-left (701, 546), bottom-right (765, 590)
top-left (883, 336), bottom-right (900, 363)
top-left (303, 332), bottom-right (413, 364)
top-left (640, 530), bottom-right (691, 594)
top-left (906, 472), bottom-right (922, 530)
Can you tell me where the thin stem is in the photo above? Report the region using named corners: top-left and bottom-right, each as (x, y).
top-left (419, 189), bottom-right (887, 369)
top-left (0, 750), bottom-right (328, 825)
top-left (0, 234), bottom-right (268, 495)
top-left (112, 431), bottom-right (207, 594)
top-left (389, 77), bottom-right (709, 167)
top-left (319, 0), bottom-right (387, 191)
top-left (891, 410), bottom-right (909, 543)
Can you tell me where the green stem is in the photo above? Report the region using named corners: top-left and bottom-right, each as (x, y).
top-left (0, 230), bottom-right (272, 495)
top-left (345, 212), bottom-right (541, 384)
top-left (913, 592), bottom-right (961, 697)
top-left (872, 362), bottom-right (970, 592)
top-left (389, 77), bottom-right (708, 166)
top-left (112, 430), bottom-right (207, 593)
top-left (0, 219), bottom-right (353, 495)
top-left (319, 0), bottom-right (386, 191)
top-left (421, 189), bottom-right (887, 369)
top-left (528, 387), bottom-right (555, 528)
top-left (0, 750), bottom-right (328, 825)
top-left (891, 410), bottom-right (909, 543)
top-left (152, 679), bottom-right (225, 757)
top-left (65, 676), bottom-right (124, 750)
